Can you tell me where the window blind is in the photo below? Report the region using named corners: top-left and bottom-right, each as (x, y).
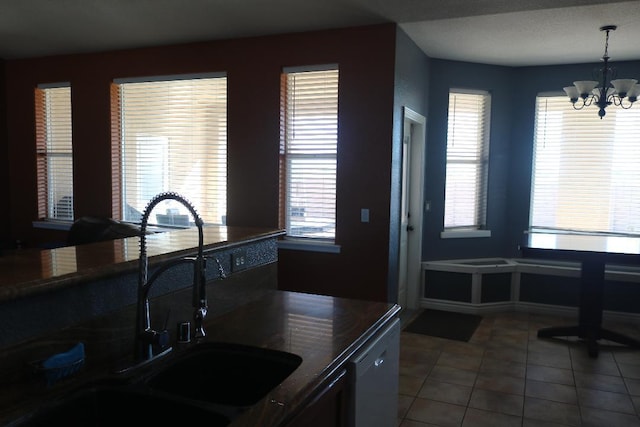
top-left (531, 95), bottom-right (640, 235)
top-left (444, 90), bottom-right (491, 230)
top-left (281, 68), bottom-right (339, 240)
top-left (35, 85), bottom-right (73, 221)
top-left (116, 76), bottom-right (227, 225)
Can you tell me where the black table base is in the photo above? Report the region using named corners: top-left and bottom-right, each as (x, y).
top-left (521, 233), bottom-right (640, 359)
top-left (537, 325), bottom-right (640, 358)
top-left (536, 259), bottom-right (640, 358)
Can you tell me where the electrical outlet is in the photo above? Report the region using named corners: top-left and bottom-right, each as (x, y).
top-left (231, 250), bottom-right (247, 272)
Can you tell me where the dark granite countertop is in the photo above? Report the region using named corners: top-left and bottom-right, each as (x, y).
top-left (0, 290), bottom-right (400, 426)
top-left (0, 226), bottom-right (284, 303)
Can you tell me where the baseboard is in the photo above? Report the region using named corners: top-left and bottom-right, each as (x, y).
top-left (420, 298), bottom-right (640, 324)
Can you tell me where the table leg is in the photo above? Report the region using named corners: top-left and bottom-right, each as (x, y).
top-left (537, 258), bottom-right (640, 358)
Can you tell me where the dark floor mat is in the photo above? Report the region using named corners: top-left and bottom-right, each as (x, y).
top-left (403, 309), bottom-right (482, 342)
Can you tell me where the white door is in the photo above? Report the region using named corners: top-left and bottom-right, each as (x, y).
top-left (398, 107), bottom-right (426, 309)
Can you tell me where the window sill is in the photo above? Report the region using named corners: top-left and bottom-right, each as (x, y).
top-left (277, 239), bottom-right (341, 254)
top-left (440, 230), bottom-right (491, 239)
top-left (33, 220), bottom-right (73, 231)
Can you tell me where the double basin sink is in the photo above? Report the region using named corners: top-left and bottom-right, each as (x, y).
top-left (12, 342), bottom-right (303, 426)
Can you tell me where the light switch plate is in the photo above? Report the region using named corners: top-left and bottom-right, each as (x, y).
top-left (361, 208), bottom-right (370, 223)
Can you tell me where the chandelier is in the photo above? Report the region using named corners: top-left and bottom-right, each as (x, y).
top-left (563, 25), bottom-right (638, 119)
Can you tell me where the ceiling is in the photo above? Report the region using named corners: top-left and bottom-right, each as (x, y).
top-left (1, 0), bottom-right (639, 66)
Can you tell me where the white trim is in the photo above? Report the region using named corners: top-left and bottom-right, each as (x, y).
top-left (441, 230), bottom-right (491, 239)
top-left (420, 298), bottom-right (640, 324)
top-left (277, 239), bottom-right (341, 254)
top-left (421, 258), bottom-right (640, 322)
top-left (401, 107), bottom-right (427, 310)
top-left (420, 298), bottom-right (516, 315)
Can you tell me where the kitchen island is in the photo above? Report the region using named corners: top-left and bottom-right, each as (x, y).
top-left (0, 226), bottom-right (400, 426)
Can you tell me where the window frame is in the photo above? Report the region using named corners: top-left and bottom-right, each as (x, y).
top-left (111, 73), bottom-right (228, 226)
top-left (279, 64), bottom-right (340, 253)
top-left (34, 82), bottom-right (74, 223)
top-left (441, 88), bottom-right (492, 239)
top-left (530, 93), bottom-right (640, 236)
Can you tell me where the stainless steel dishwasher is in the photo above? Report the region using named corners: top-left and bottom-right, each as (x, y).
top-left (348, 318), bottom-right (400, 427)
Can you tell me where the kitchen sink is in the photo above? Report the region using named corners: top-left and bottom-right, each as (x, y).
top-left (145, 342), bottom-right (303, 406)
top-left (10, 342), bottom-right (301, 426)
top-left (10, 386), bottom-right (230, 426)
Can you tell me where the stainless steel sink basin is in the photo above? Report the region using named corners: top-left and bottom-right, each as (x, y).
top-left (146, 342), bottom-right (302, 406)
top-left (11, 386), bottom-right (231, 426)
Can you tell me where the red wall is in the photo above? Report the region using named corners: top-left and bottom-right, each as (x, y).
top-left (4, 24), bottom-right (397, 302)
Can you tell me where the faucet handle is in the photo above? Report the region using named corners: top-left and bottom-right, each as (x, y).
top-left (194, 306), bottom-right (207, 339)
top-left (141, 328), bottom-right (170, 353)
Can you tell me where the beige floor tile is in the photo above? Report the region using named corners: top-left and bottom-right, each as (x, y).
top-left (428, 365), bottom-right (477, 387)
top-left (484, 346), bottom-right (527, 364)
top-left (398, 394), bottom-right (415, 419)
top-left (574, 371), bottom-right (627, 393)
top-left (474, 372), bottom-right (525, 395)
top-left (418, 379), bottom-right (472, 406)
top-left (527, 349), bottom-right (572, 369)
top-left (468, 388), bottom-right (523, 416)
top-left (619, 362), bottom-right (640, 380)
top-left (525, 379), bottom-right (577, 404)
top-left (479, 356), bottom-right (526, 378)
top-left (401, 332), bottom-right (447, 350)
top-left (526, 364), bottom-right (574, 385)
top-left (397, 312), bottom-right (640, 427)
top-left (399, 360), bottom-right (434, 380)
top-left (441, 340), bottom-right (485, 358)
top-left (400, 374), bottom-right (425, 396)
top-left (524, 396), bottom-right (581, 426)
top-left (401, 346), bottom-right (442, 365)
top-left (627, 377), bottom-right (640, 396)
top-left (580, 406), bottom-right (640, 427)
top-left (399, 419), bottom-right (439, 427)
top-left (577, 387), bottom-right (636, 414)
top-left (527, 338), bottom-right (570, 354)
top-left (613, 350), bottom-right (640, 366)
top-left (571, 354), bottom-right (620, 376)
top-left (436, 351), bottom-right (482, 372)
top-left (522, 419), bottom-right (574, 427)
top-left (462, 407), bottom-right (521, 427)
top-left (632, 395), bottom-right (640, 415)
top-left (405, 397), bottom-right (466, 427)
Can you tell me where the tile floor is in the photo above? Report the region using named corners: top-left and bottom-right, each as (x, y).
top-left (397, 310), bottom-right (640, 427)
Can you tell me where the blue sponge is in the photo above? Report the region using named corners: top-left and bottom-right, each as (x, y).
top-left (39, 342), bottom-right (85, 386)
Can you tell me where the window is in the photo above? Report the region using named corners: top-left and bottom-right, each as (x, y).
top-left (112, 75), bottom-right (227, 225)
top-left (531, 95), bottom-right (640, 235)
top-left (35, 84), bottom-right (74, 221)
top-left (444, 89), bottom-right (491, 231)
top-left (280, 66), bottom-right (339, 241)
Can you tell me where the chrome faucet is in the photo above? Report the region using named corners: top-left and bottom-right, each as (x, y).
top-left (136, 192), bottom-right (209, 362)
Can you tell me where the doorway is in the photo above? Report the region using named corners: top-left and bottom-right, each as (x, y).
top-left (398, 107), bottom-right (426, 310)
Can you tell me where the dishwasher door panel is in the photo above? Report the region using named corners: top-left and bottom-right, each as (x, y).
top-left (349, 318), bottom-right (400, 427)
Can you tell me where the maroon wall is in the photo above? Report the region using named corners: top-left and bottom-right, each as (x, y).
top-left (4, 24), bottom-right (397, 302)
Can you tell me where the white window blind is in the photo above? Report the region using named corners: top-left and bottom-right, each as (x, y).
top-left (281, 67), bottom-right (338, 240)
top-left (531, 95), bottom-right (640, 235)
top-left (444, 90), bottom-right (491, 230)
top-left (35, 85), bottom-right (74, 221)
top-left (117, 75), bottom-right (227, 226)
